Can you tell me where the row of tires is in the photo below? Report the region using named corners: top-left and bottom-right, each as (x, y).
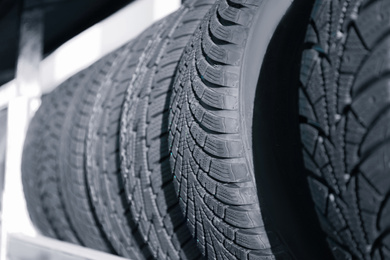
top-left (21, 0), bottom-right (390, 259)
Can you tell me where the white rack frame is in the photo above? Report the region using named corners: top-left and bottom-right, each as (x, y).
top-left (7, 234), bottom-right (130, 260)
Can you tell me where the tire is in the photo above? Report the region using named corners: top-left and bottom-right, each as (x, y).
top-left (299, 0), bottom-right (390, 259)
top-left (22, 78), bottom-right (87, 243)
top-left (57, 54), bottom-right (121, 254)
top-left (85, 20), bottom-right (169, 259)
top-left (116, 0), bottom-right (214, 259)
top-left (168, 0), bottom-right (294, 259)
top-left (22, 95), bottom-right (57, 239)
top-left (23, 1), bottom-right (213, 257)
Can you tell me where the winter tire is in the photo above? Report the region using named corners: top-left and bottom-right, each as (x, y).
top-left (299, 0), bottom-right (390, 259)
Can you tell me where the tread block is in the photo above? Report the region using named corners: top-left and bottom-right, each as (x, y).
top-left (168, 0), bottom-right (293, 258)
top-left (298, 0), bottom-right (390, 257)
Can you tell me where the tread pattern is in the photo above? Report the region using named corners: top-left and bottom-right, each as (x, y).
top-left (299, 0), bottom-right (390, 259)
top-left (22, 73), bottom-right (93, 243)
top-left (36, 75), bottom-right (85, 244)
top-left (119, 1), bottom-right (214, 259)
top-left (58, 56), bottom-right (118, 253)
top-left (86, 21), bottom-right (167, 259)
top-left (168, 0), bottom-right (290, 259)
top-left (22, 96), bottom-right (57, 239)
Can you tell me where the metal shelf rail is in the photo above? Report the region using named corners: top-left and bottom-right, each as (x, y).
top-left (7, 234), bottom-right (129, 260)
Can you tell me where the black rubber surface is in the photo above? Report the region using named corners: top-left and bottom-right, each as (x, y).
top-left (22, 73), bottom-right (95, 244)
top-left (299, 0), bottom-right (390, 259)
top-left (23, 1), bottom-right (214, 257)
top-left (252, 0), bottom-right (335, 259)
top-left (58, 54), bottom-right (120, 254)
top-left (168, 0), bottom-right (294, 259)
top-left (22, 96), bottom-right (57, 239)
top-left (85, 17), bottom-right (176, 259)
top-left (35, 78), bottom-right (84, 244)
top-left (118, 1), bottom-right (214, 259)
top-left (23, 61), bottom-right (124, 254)
top-left (86, 33), bottom-right (156, 260)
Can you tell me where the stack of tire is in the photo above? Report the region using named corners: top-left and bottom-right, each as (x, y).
top-left (21, 0), bottom-right (390, 259)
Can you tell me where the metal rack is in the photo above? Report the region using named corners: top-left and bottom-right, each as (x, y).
top-left (0, 0), bottom-right (180, 258)
top-left (7, 234), bottom-right (129, 260)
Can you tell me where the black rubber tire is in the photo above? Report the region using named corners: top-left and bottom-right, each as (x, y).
top-left (299, 0), bottom-right (390, 259)
top-left (22, 95), bottom-right (57, 239)
top-left (117, 1), bottom-right (214, 259)
top-left (22, 2), bottom-right (213, 257)
top-left (22, 59), bottom-right (116, 254)
top-left (168, 0), bottom-right (295, 259)
top-left (252, 0), bottom-right (337, 259)
top-left (22, 79), bottom-right (90, 244)
top-left (85, 33), bottom-right (158, 260)
top-left (85, 18), bottom-right (174, 259)
top-left (23, 61), bottom-right (122, 253)
top-left (57, 54), bottom-right (122, 254)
